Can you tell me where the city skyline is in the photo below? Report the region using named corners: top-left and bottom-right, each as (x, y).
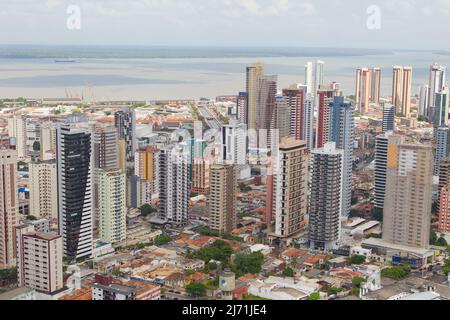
top-left (1, 2), bottom-right (450, 304)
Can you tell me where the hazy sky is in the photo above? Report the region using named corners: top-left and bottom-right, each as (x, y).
top-left (1, 0), bottom-right (450, 50)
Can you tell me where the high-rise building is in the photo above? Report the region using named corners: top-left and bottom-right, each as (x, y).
top-left (392, 66), bottom-right (403, 113)
top-left (256, 74), bottom-right (278, 148)
top-left (305, 62), bottom-right (313, 95)
top-left (26, 119), bottom-right (41, 158)
top-left (439, 185), bottom-right (450, 234)
top-left (438, 157), bottom-right (450, 234)
top-left (209, 164), bottom-right (238, 234)
top-left (401, 67), bottom-right (413, 118)
top-left (271, 138), bottom-right (309, 239)
top-left (16, 225), bottom-right (63, 294)
top-left (158, 145), bottom-right (190, 226)
top-left (314, 61), bottom-right (325, 95)
top-left (135, 146), bottom-right (157, 181)
top-left (392, 66), bottom-right (413, 118)
top-left (315, 91), bottom-right (332, 149)
top-left (39, 123), bottom-right (57, 161)
top-left (236, 92), bottom-right (248, 125)
top-left (98, 169), bottom-right (126, 244)
top-left (439, 157), bottom-right (450, 195)
top-left (56, 124), bottom-right (93, 261)
top-left (371, 67), bottom-right (381, 104)
top-left (302, 97), bottom-right (315, 150)
top-left (93, 125), bottom-right (119, 171)
top-left (0, 150), bottom-right (19, 268)
top-left (192, 158), bottom-right (210, 195)
top-left (355, 67), bottom-right (371, 115)
top-left (418, 85), bottom-right (429, 117)
top-left (428, 63), bottom-right (446, 111)
top-left (271, 96), bottom-right (291, 140)
top-left (330, 96), bottom-right (355, 217)
top-left (383, 140), bottom-right (433, 249)
top-left (222, 120), bottom-right (247, 166)
top-left (246, 63), bottom-right (265, 130)
top-left (7, 115), bottom-right (27, 159)
top-left (114, 109), bottom-right (136, 168)
top-left (439, 156), bottom-right (450, 234)
top-left (29, 160), bottom-right (58, 220)
top-left (117, 139), bottom-right (127, 172)
top-left (374, 132), bottom-right (393, 209)
top-left (309, 142), bottom-right (344, 251)
top-left (435, 127), bottom-right (450, 177)
top-left (315, 83), bottom-right (341, 149)
top-left (92, 125), bottom-right (120, 230)
top-left (245, 63), bottom-right (278, 149)
top-left (282, 87), bottom-right (305, 141)
top-left (433, 87), bottom-right (449, 135)
top-left (382, 104), bottom-right (396, 133)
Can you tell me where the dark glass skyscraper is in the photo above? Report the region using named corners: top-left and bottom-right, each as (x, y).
top-left (57, 124), bottom-right (93, 261)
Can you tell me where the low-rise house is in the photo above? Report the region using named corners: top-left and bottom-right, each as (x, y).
top-left (0, 287), bottom-right (36, 300)
top-left (281, 248), bottom-right (309, 264)
top-left (248, 276), bottom-right (319, 300)
top-left (126, 280), bottom-right (161, 300)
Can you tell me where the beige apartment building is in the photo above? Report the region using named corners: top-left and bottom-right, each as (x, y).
top-left (99, 169), bottom-right (127, 244)
top-left (382, 138), bottom-right (433, 249)
top-left (39, 123), bottom-right (57, 161)
top-left (209, 164), bottom-right (238, 234)
top-left (0, 150), bottom-right (19, 268)
top-left (272, 137), bottom-right (309, 239)
top-left (29, 160), bottom-right (58, 220)
top-left (16, 225), bottom-right (63, 294)
top-left (192, 158), bottom-right (210, 195)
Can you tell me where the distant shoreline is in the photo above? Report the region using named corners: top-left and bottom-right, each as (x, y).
top-left (0, 45), bottom-right (399, 60)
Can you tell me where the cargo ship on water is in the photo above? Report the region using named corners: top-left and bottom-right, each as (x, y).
top-left (54, 59), bottom-right (76, 63)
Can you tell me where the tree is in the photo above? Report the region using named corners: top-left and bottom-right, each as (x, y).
top-left (351, 277), bottom-right (367, 287)
top-left (418, 115), bottom-right (428, 122)
top-left (371, 208), bottom-right (383, 222)
top-left (140, 204), bottom-right (156, 217)
top-left (231, 252), bottom-right (264, 277)
top-left (204, 262), bottom-right (218, 273)
top-left (381, 265), bottom-right (410, 280)
top-left (350, 209), bottom-right (363, 218)
top-left (154, 234), bottom-right (172, 246)
top-left (32, 141), bottom-right (40, 151)
top-left (186, 282), bottom-right (206, 298)
top-left (238, 183), bottom-right (252, 193)
top-left (307, 292), bottom-right (320, 300)
top-left (197, 226), bottom-right (220, 237)
top-left (26, 215), bottom-right (37, 221)
top-left (443, 260), bottom-right (450, 276)
top-left (430, 231), bottom-right (438, 245)
top-left (184, 269), bottom-right (195, 276)
top-left (195, 240), bottom-right (233, 263)
top-left (348, 255), bottom-right (366, 265)
top-left (282, 267), bottom-right (295, 277)
top-left (0, 267), bottom-right (17, 281)
top-left (327, 287), bottom-right (343, 295)
top-left (350, 287), bottom-right (360, 297)
top-left (436, 237), bottom-right (448, 247)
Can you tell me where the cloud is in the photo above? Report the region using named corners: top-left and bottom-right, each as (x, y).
top-left (0, 0), bottom-right (449, 49)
